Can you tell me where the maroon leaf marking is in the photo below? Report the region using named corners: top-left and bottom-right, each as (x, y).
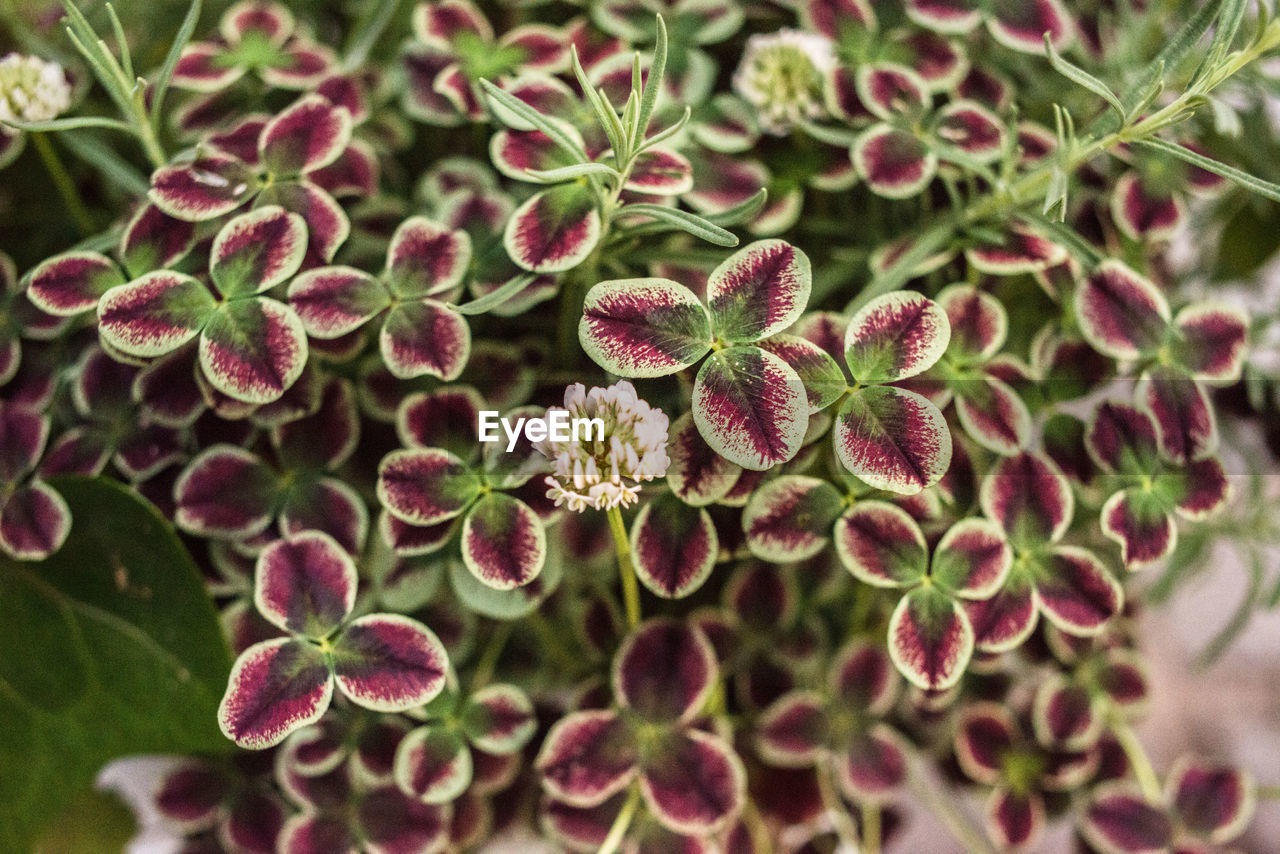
top-left (254, 531), bottom-right (357, 638)
top-left (631, 492), bottom-right (718, 598)
top-left (217, 638), bottom-right (333, 749)
top-left (331, 613), bottom-right (449, 711)
top-left (460, 492), bottom-right (546, 590)
top-left (614, 618), bottom-right (718, 724)
top-left (639, 730), bottom-right (746, 834)
top-left (536, 710), bottom-right (640, 807)
top-left (692, 346), bottom-right (808, 471)
top-left (579, 277), bottom-right (712, 378)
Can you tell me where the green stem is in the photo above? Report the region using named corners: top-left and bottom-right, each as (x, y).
top-left (702, 677), bottom-right (726, 716)
top-left (342, 0), bottom-right (403, 70)
top-left (133, 113), bottom-right (167, 169)
top-left (469, 622), bottom-right (512, 690)
top-left (597, 786), bottom-right (640, 854)
top-left (528, 612), bottom-right (581, 674)
top-left (557, 270), bottom-right (586, 364)
top-left (32, 133), bottom-right (94, 236)
top-left (963, 75), bottom-right (1229, 226)
top-left (850, 568), bottom-right (877, 632)
top-left (128, 87), bottom-right (166, 168)
top-left (857, 29), bottom-right (1280, 311)
top-left (908, 759), bottom-right (997, 854)
top-left (607, 505), bottom-right (641, 628)
top-left (739, 801), bottom-right (772, 853)
top-left (1112, 720), bottom-right (1162, 801)
top-left (1258, 784), bottom-right (1280, 800)
top-left (816, 764), bottom-right (861, 852)
top-left (861, 802), bottom-right (882, 854)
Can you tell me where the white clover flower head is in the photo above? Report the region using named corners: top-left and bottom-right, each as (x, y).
top-left (534, 381), bottom-right (671, 513)
top-left (732, 29), bottom-right (836, 136)
top-left (0, 54), bottom-right (71, 123)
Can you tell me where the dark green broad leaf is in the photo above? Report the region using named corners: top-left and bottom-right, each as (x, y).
top-left (0, 476), bottom-right (233, 851)
top-left (1212, 200), bottom-right (1280, 281)
top-left (34, 789), bottom-right (137, 854)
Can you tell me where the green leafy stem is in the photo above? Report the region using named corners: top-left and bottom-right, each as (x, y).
top-left (852, 0), bottom-right (1280, 311)
top-left (0, 0), bottom-right (202, 169)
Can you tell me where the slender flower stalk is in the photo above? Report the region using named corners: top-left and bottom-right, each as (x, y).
top-left (535, 381), bottom-right (668, 627)
top-left (0, 54), bottom-right (91, 232)
top-left (597, 786), bottom-right (641, 854)
top-left (32, 133), bottom-right (93, 235)
top-left (1111, 720), bottom-right (1163, 801)
top-left (908, 758), bottom-right (998, 854)
top-left (468, 622), bottom-right (512, 690)
top-left (608, 504), bottom-right (642, 628)
top-left (816, 764), bottom-right (862, 852)
top-left (861, 803), bottom-right (882, 854)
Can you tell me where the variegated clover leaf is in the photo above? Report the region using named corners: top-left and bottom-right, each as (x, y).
top-left (174, 444), bottom-right (287, 541)
top-left (270, 709), bottom-right (414, 782)
top-left (1109, 139), bottom-right (1234, 244)
top-left (402, 0), bottom-right (570, 127)
top-left (1077, 261), bottom-right (1248, 372)
top-left (593, 0), bottom-right (744, 103)
top-left (483, 84), bottom-right (612, 273)
top-left (580, 239), bottom-right (817, 470)
top-left (1038, 636), bottom-right (1152, 738)
top-left (25, 205), bottom-right (202, 319)
top-left (629, 490), bottom-right (719, 598)
top-left (535, 619), bottom-right (747, 835)
top-left (928, 284), bottom-right (1033, 456)
top-left (151, 757), bottom-right (284, 846)
top-left (98, 205), bottom-right (311, 404)
top-left (810, 0), bottom-right (1074, 115)
top-left (964, 451), bottom-right (1125, 654)
top-left (1085, 399), bottom-right (1230, 570)
top-left (849, 61), bottom-right (1012, 199)
top-left (170, 1), bottom-right (336, 93)
top-left (711, 561), bottom-right (832, 715)
top-left (27, 250), bottom-right (127, 319)
top-left (274, 726), bottom-right (452, 853)
top-left (834, 290), bottom-right (954, 494)
top-left (393, 681), bottom-right (536, 804)
top-left (757, 639), bottom-right (911, 804)
top-left (376, 425), bottom-right (549, 589)
top-left (836, 502), bottom-right (1011, 690)
top-left (218, 531), bottom-right (449, 749)
top-left (905, 0), bottom-right (1076, 55)
top-left (1075, 260), bottom-right (1248, 457)
top-left (1082, 756), bottom-right (1256, 854)
top-left (479, 14), bottom-right (743, 273)
top-left (38, 345), bottom-right (184, 484)
top-left (289, 215), bottom-right (473, 380)
top-left (664, 410), bottom-right (745, 507)
top-left (502, 169), bottom-right (605, 275)
top-left (742, 474), bottom-right (845, 564)
top-left (964, 221), bottom-right (1069, 278)
top-left (0, 251), bottom-right (57, 388)
top-left (149, 93), bottom-right (352, 264)
top-left (954, 701), bottom-right (1100, 852)
top-left (0, 400), bottom-right (70, 560)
